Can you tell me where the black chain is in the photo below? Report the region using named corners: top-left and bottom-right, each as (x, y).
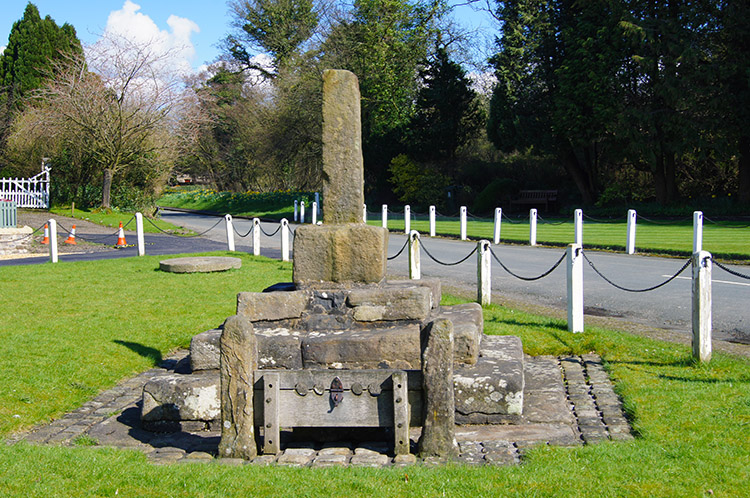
top-left (712, 259), bottom-right (750, 280)
top-left (146, 216), bottom-right (222, 237)
top-left (260, 223), bottom-right (281, 237)
top-left (501, 212), bottom-right (526, 224)
top-left (490, 247), bottom-right (566, 281)
top-left (233, 223), bottom-right (254, 238)
top-left (387, 238), bottom-right (409, 260)
top-left (536, 215), bottom-right (567, 226)
top-left (703, 217), bottom-right (750, 229)
top-left (421, 241), bottom-right (478, 266)
top-left (582, 213), bottom-right (621, 224)
top-left (582, 251), bottom-right (691, 292)
top-left (636, 214), bottom-right (692, 225)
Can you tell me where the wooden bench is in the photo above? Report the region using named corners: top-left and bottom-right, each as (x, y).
top-left (255, 369), bottom-right (422, 456)
top-left (510, 190), bottom-right (558, 212)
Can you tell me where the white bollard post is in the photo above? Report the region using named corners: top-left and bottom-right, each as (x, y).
top-left (494, 208), bottom-right (502, 245)
top-left (460, 206), bottom-right (467, 240)
top-left (477, 240), bottom-right (491, 306)
top-left (382, 204), bottom-right (388, 229)
top-left (693, 211), bottom-right (703, 253)
top-left (409, 230), bottom-right (421, 280)
top-left (315, 192), bottom-right (320, 217)
top-left (281, 219), bottom-right (290, 262)
top-left (300, 201), bottom-right (305, 224)
top-left (294, 200), bottom-right (298, 222)
top-left (135, 212), bottom-right (145, 256)
top-left (626, 209), bottom-right (637, 255)
top-left (49, 219), bottom-right (58, 263)
top-left (312, 202), bottom-right (318, 225)
top-left (530, 209), bottom-right (538, 246)
top-left (252, 218), bottom-right (261, 256)
top-left (574, 209), bottom-right (583, 246)
top-left (567, 243), bottom-right (584, 333)
top-left (363, 203), bottom-right (367, 223)
top-left (429, 205), bottom-right (436, 237)
top-left (225, 214), bottom-right (235, 252)
top-left (404, 205), bottom-right (411, 235)
top-left (692, 250), bottom-right (712, 363)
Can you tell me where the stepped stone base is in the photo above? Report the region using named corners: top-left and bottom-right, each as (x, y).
top-left (159, 256), bottom-right (241, 273)
top-left (141, 332), bottom-right (525, 430)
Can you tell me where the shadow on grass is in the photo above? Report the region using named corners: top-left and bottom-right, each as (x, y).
top-left (487, 316), bottom-right (568, 332)
top-left (606, 357), bottom-right (696, 368)
top-left (113, 340), bottom-right (162, 365)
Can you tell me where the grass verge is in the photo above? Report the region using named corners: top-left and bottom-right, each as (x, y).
top-left (1, 256), bottom-right (748, 497)
top-left (49, 206), bottom-right (188, 234)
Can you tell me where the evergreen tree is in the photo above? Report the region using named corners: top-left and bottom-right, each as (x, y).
top-left (408, 46), bottom-right (483, 165)
top-left (0, 2), bottom-right (82, 169)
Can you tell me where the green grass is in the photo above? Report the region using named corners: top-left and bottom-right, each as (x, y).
top-left (2, 257), bottom-right (748, 496)
top-left (371, 215), bottom-right (750, 260)
top-left (157, 188), bottom-right (315, 221)
top-left (49, 206), bottom-right (188, 234)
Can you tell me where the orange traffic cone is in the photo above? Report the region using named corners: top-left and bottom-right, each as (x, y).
top-left (64, 225), bottom-right (77, 244)
top-left (116, 222), bottom-right (127, 247)
top-left (41, 224), bottom-right (49, 245)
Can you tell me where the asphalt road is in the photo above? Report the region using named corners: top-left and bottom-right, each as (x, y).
top-left (4, 209), bottom-right (748, 343)
top-left (158, 210), bottom-right (750, 344)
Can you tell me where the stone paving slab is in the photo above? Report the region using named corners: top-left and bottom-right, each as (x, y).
top-left (12, 350), bottom-right (633, 466)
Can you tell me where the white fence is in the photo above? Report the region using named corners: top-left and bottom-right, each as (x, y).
top-left (0, 167), bottom-right (50, 209)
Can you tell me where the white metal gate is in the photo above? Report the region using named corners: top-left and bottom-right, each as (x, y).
top-left (0, 166), bottom-right (50, 208)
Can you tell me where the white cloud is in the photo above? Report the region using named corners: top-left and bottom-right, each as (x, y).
top-left (99, 0), bottom-right (199, 76)
top-left (0, 46), bottom-right (6, 55)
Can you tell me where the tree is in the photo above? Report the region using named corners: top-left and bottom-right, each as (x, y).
top-left (408, 46), bottom-right (483, 165)
top-left (0, 2), bottom-right (82, 170)
top-left (10, 35), bottom-right (180, 208)
top-left (226, 0), bottom-right (318, 76)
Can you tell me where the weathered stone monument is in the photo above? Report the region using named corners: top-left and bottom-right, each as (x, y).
top-left (140, 70), bottom-right (525, 461)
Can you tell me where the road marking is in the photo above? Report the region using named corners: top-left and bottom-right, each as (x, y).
top-left (662, 275), bottom-right (750, 287)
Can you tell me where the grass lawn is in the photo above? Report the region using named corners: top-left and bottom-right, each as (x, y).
top-left (49, 206), bottom-right (188, 234)
top-left (369, 215), bottom-right (750, 260)
top-left (157, 188), bottom-right (314, 221)
top-left (2, 254), bottom-right (748, 496)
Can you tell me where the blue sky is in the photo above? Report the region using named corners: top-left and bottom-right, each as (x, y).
top-left (1, 1), bottom-right (497, 73)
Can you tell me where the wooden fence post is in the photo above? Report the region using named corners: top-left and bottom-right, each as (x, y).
top-left (225, 215), bottom-right (235, 252)
top-left (293, 200), bottom-right (298, 222)
top-left (429, 205), bottom-right (436, 237)
top-left (404, 205), bottom-right (411, 235)
top-left (460, 206), bottom-right (467, 240)
top-left (135, 212), bottom-right (145, 256)
top-left (477, 240), bottom-right (491, 306)
top-left (626, 209), bottom-right (636, 255)
top-left (409, 230), bottom-right (421, 280)
top-left (382, 204), bottom-right (388, 229)
top-left (49, 219), bottom-right (58, 263)
top-left (567, 243), bottom-right (583, 332)
top-left (494, 208), bottom-right (502, 245)
top-left (530, 209), bottom-right (537, 246)
top-left (253, 218), bottom-right (261, 256)
top-left (312, 202), bottom-right (318, 225)
top-left (692, 250), bottom-right (712, 363)
top-left (693, 211), bottom-right (703, 253)
top-left (574, 209), bottom-right (582, 246)
top-left (281, 219), bottom-right (289, 262)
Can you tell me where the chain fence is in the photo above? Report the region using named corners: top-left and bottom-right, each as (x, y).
top-left (490, 247), bottom-right (566, 281)
top-left (420, 240), bottom-right (477, 266)
top-left (582, 250), bottom-right (692, 292)
top-left (712, 259), bottom-right (750, 280)
top-left (387, 238), bottom-right (409, 261)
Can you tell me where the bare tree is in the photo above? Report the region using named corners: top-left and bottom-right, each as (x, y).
top-left (12, 34), bottom-right (181, 208)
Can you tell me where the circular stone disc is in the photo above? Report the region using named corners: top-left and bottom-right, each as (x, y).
top-left (159, 256), bottom-right (242, 273)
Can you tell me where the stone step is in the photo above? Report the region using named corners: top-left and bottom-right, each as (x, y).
top-left (144, 333), bottom-right (524, 430)
top-left (190, 301), bottom-right (483, 372)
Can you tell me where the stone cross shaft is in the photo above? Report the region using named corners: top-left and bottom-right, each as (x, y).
top-left (322, 69), bottom-right (364, 224)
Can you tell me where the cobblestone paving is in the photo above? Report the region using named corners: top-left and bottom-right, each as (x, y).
top-left (11, 350), bottom-right (633, 467)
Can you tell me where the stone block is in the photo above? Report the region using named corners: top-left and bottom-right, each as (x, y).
top-left (387, 278), bottom-right (442, 309)
top-left (219, 314), bottom-right (258, 460)
top-left (190, 327), bottom-right (303, 371)
top-left (237, 290), bottom-right (309, 321)
top-left (141, 372), bottom-right (220, 422)
top-left (190, 329), bottom-right (222, 371)
top-left (322, 69), bottom-right (364, 224)
top-left (432, 303), bottom-right (484, 365)
top-left (418, 319), bottom-right (458, 459)
top-left (293, 224), bottom-right (388, 285)
top-left (301, 324), bottom-right (421, 369)
top-left (159, 256), bottom-right (241, 273)
top-left (453, 335), bottom-right (524, 421)
top-left (348, 286), bottom-right (431, 321)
